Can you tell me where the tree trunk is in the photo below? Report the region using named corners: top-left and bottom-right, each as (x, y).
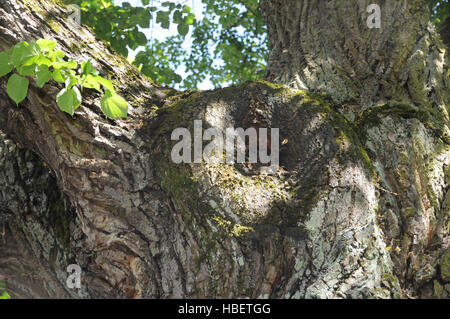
top-left (0, 0), bottom-right (449, 299)
top-left (261, 0), bottom-right (449, 110)
top-left (441, 16), bottom-right (450, 48)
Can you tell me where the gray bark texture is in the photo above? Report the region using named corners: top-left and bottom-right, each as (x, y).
top-left (0, 0), bottom-right (449, 299)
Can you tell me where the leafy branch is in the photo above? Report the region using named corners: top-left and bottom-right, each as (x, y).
top-left (0, 39), bottom-right (128, 119)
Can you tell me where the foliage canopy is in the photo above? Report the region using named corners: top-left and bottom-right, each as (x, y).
top-left (63, 0), bottom-right (448, 90)
top-left (64, 0), bottom-right (267, 89)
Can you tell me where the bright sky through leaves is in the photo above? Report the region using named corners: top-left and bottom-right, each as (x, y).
top-left (115, 0), bottom-right (215, 90)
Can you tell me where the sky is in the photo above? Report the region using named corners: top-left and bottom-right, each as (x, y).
top-left (114, 0), bottom-right (215, 90)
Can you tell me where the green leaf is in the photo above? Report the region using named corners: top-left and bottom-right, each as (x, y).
top-left (133, 30), bottom-right (148, 46)
top-left (0, 52), bottom-right (13, 76)
top-left (100, 90), bottom-right (128, 119)
top-left (52, 69), bottom-right (65, 83)
top-left (17, 64), bottom-right (37, 76)
top-left (182, 5), bottom-right (191, 13)
top-left (173, 10), bottom-right (183, 24)
top-left (52, 60), bottom-right (77, 69)
top-left (81, 59), bottom-right (94, 75)
top-left (34, 55), bottom-right (53, 67)
top-left (21, 55), bottom-right (38, 66)
top-left (177, 23), bottom-right (189, 37)
top-left (11, 42), bottom-right (40, 67)
top-left (36, 68), bottom-right (52, 88)
top-left (137, 9), bottom-right (151, 28)
top-left (156, 11), bottom-right (170, 29)
top-left (50, 50), bottom-right (66, 61)
top-left (174, 74), bottom-right (182, 83)
top-left (96, 76), bottom-right (115, 92)
top-left (65, 74), bottom-right (78, 89)
top-left (82, 74), bottom-right (101, 91)
top-left (56, 86), bottom-right (82, 116)
top-left (7, 74), bottom-right (29, 105)
top-left (185, 13), bottom-right (195, 25)
top-left (10, 43), bottom-right (27, 66)
top-left (36, 39), bottom-right (57, 52)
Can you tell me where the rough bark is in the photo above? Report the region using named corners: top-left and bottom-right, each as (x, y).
top-left (0, 0), bottom-right (449, 299)
top-left (441, 16), bottom-right (450, 48)
top-left (259, 0), bottom-right (450, 298)
top-left (0, 132), bottom-right (78, 298)
top-left (261, 0), bottom-right (449, 111)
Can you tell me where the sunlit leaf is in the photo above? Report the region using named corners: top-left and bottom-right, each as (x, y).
top-left (52, 69), bottom-right (65, 83)
top-left (36, 68), bottom-right (52, 87)
top-left (82, 74), bottom-right (101, 91)
top-left (100, 90), bottom-right (128, 118)
top-left (36, 39), bottom-right (57, 52)
top-left (7, 74), bottom-right (29, 105)
top-left (81, 59), bottom-right (94, 75)
top-left (56, 86), bottom-right (82, 115)
top-left (96, 76), bottom-right (115, 92)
